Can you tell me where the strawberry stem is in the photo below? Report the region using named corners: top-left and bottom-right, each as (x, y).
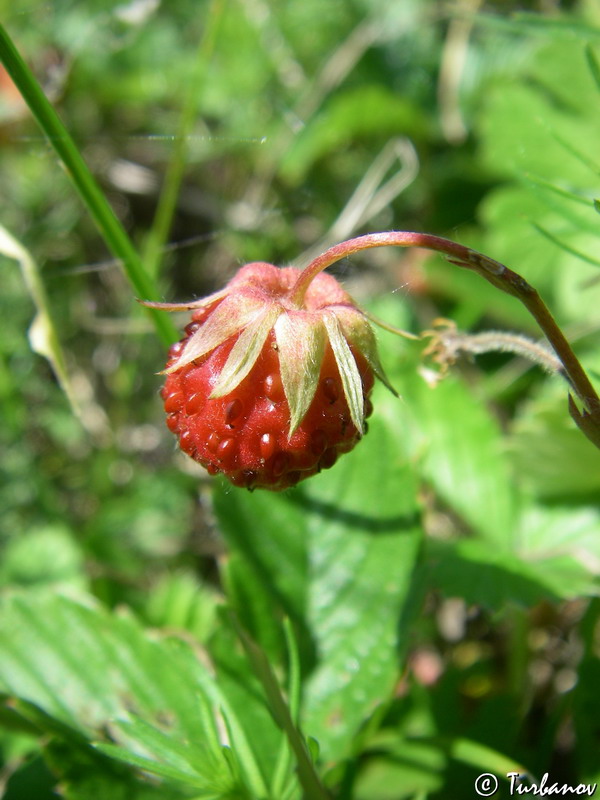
top-left (290, 231), bottom-right (600, 448)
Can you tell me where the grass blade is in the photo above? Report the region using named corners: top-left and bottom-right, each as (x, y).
top-left (270, 619), bottom-right (302, 798)
top-left (143, 0), bottom-right (227, 280)
top-left (531, 223), bottom-right (600, 270)
top-left (0, 23), bottom-right (177, 345)
top-left (585, 44), bottom-right (600, 92)
top-left (233, 616), bottom-right (331, 800)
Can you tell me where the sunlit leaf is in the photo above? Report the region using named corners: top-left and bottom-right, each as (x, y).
top-left (411, 373), bottom-right (518, 546)
top-left (0, 592), bottom-right (270, 797)
top-left (215, 381), bottom-right (422, 762)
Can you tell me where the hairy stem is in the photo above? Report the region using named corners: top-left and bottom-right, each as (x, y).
top-left (424, 324), bottom-right (564, 375)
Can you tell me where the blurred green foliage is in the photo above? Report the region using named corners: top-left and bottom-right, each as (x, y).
top-left (1, 0), bottom-right (600, 797)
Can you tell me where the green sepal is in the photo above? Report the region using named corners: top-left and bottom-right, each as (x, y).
top-left (275, 311), bottom-right (327, 437)
top-left (323, 312), bottom-right (365, 435)
top-left (210, 306), bottom-right (282, 398)
top-left (164, 294), bottom-right (265, 374)
top-left (334, 305), bottom-right (398, 397)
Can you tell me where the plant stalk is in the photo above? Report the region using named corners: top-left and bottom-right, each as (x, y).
top-left (291, 231), bottom-right (600, 448)
top-left (142, 0), bottom-right (227, 279)
top-left (0, 23), bottom-right (177, 345)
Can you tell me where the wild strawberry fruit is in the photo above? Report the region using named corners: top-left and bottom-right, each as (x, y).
top-left (145, 259), bottom-right (395, 491)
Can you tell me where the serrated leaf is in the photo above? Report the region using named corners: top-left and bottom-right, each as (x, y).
top-left (509, 383), bottom-right (600, 499)
top-left (0, 592), bottom-right (270, 796)
top-left (411, 374), bottom-right (518, 547)
top-left (214, 384), bottom-right (422, 763)
top-left (43, 737), bottom-right (185, 800)
top-left (300, 416), bottom-right (421, 761)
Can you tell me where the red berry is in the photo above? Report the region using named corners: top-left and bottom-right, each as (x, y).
top-left (145, 262), bottom-right (395, 491)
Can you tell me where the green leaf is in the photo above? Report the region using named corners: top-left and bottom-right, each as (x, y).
top-left (410, 374), bottom-right (517, 547)
top-left (0, 525), bottom-right (88, 593)
top-left (144, 571), bottom-right (219, 642)
top-left (280, 85), bottom-right (428, 183)
top-left (509, 384), bottom-right (600, 499)
top-left (428, 538), bottom-right (595, 608)
top-left (524, 174), bottom-right (597, 208)
top-left (0, 753), bottom-right (57, 800)
top-left (297, 398), bottom-right (422, 761)
top-left (215, 382), bottom-right (422, 763)
top-left (234, 622), bottom-right (330, 800)
top-left (215, 490), bottom-right (309, 659)
top-left (208, 615), bottom-right (295, 797)
top-left (95, 714), bottom-right (235, 789)
top-left (572, 600), bottom-right (600, 781)
top-left (585, 44), bottom-right (600, 92)
top-left (476, 12), bottom-right (600, 42)
top-left (270, 620), bottom-right (302, 798)
top-left (353, 738), bottom-right (445, 800)
top-left (449, 737), bottom-right (528, 777)
top-left (0, 592), bottom-right (269, 796)
top-left (474, 34), bottom-right (600, 328)
top-left (531, 222), bottom-right (600, 269)
top-left (44, 738), bottom-right (186, 800)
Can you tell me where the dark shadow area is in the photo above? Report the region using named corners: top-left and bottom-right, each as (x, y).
top-left (286, 490), bottom-right (422, 536)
